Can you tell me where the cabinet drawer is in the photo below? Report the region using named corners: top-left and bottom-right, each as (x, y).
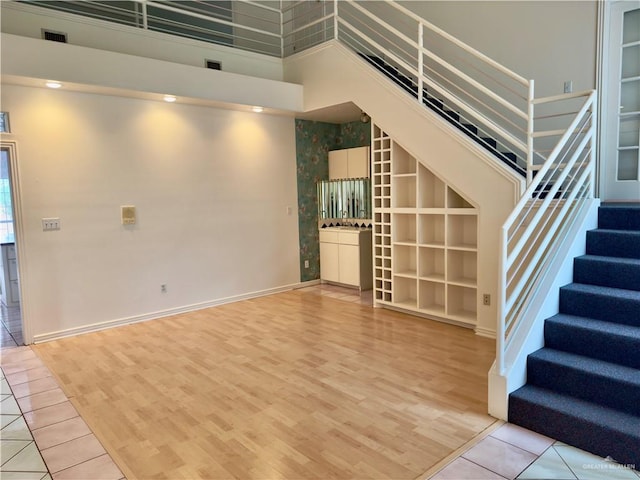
top-left (6, 245), bottom-right (16, 260)
top-left (338, 231), bottom-right (360, 245)
top-left (319, 230), bottom-right (339, 243)
top-left (8, 258), bottom-right (17, 280)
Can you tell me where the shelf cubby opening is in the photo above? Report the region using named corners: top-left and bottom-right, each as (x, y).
top-left (418, 280), bottom-right (446, 314)
top-left (393, 276), bottom-right (417, 307)
top-left (418, 165), bottom-right (446, 208)
top-left (392, 176), bottom-right (416, 208)
top-left (383, 257), bottom-right (391, 269)
top-left (448, 215), bottom-right (478, 249)
top-left (393, 245), bottom-right (417, 277)
top-left (447, 250), bottom-right (477, 286)
top-left (383, 268), bottom-right (392, 280)
top-left (393, 145), bottom-right (416, 175)
top-left (419, 247), bottom-right (445, 282)
top-left (393, 214), bottom-right (417, 243)
top-left (446, 187), bottom-right (474, 208)
top-left (447, 285), bottom-right (477, 322)
top-left (419, 214), bottom-right (446, 246)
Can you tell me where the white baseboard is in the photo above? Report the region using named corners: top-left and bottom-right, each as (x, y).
top-left (475, 326), bottom-right (497, 339)
top-left (32, 282), bottom-right (312, 344)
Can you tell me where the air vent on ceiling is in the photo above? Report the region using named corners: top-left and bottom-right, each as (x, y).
top-left (42, 29), bottom-right (68, 43)
top-left (205, 59), bottom-right (222, 71)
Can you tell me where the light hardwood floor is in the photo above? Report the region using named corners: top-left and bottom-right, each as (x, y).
top-left (32, 289), bottom-right (497, 480)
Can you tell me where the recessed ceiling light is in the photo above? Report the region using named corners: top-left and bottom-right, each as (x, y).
top-left (163, 95), bottom-right (177, 103)
top-left (46, 81), bottom-right (62, 89)
top-left (252, 106), bottom-right (264, 113)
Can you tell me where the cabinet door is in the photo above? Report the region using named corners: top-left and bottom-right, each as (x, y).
top-left (320, 241), bottom-right (340, 282)
top-left (339, 244), bottom-right (360, 286)
top-left (347, 146), bottom-right (370, 178)
top-left (329, 150), bottom-right (349, 180)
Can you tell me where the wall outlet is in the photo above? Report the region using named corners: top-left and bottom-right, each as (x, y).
top-left (304, 260), bottom-right (309, 268)
top-left (483, 294), bottom-right (491, 306)
top-left (564, 80), bottom-right (573, 94)
top-left (161, 284), bottom-right (167, 293)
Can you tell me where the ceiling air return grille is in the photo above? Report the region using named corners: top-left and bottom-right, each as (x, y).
top-left (205, 60), bottom-right (222, 71)
top-left (42, 29), bottom-right (68, 43)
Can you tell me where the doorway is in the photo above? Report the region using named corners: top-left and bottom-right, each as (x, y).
top-left (0, 145), bottom-right (23, 347)
top-left (600, 1), bottom-right (640, 201)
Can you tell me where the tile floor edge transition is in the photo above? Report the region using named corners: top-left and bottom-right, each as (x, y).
top-left (1, 346), bottom-right (125, 480)
top-left (417, 419), bottom-right (505, 480)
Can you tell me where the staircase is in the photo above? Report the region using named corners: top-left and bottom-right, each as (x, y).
top-left (509, 203), bottom-right (640, 468)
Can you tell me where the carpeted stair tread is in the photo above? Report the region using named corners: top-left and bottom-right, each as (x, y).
top-left (574, 255), bottom-right (640, 291)
top-left (527, 348), bottom-right (640, 415)
top-left (598, 204), bottom-right (640, 231)
top-left (545, 314), bottom-right (640, 369)
top-left (586, 229), bottom-right (640, 259)
top-left (559, 283), bottom-right (640, 327)
top-left (509, 385), bottom-right (640, 467)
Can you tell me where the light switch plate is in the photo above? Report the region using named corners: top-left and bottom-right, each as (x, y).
top-left (121, 205), bottom-right (136, 225)
top-left (42, 217), bottom-right (60, 231)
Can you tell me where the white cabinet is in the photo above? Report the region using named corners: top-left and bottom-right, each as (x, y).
top-left (329, 146), bottom-right (370, 179)
top-left (372, 126), bottom-right (478, 326)
top-left (319, 229), bottom-right (373, 290)
top-left (0, 243), bottom-right (19, 306)
top-left (319, 236), bottom-right (340, 283)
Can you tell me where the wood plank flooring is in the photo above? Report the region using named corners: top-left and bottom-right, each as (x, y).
top-left (32, 289), bottom-right (497, 480)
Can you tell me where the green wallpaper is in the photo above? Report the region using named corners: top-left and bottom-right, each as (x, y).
top-left (295, 119), bottom-right (371, 282)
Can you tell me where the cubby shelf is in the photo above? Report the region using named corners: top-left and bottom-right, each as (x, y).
top-left (372, 124), bottom-right (479, 326)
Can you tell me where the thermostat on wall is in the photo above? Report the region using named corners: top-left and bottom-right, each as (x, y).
top-left (121, 205), bottom-right (136, 225)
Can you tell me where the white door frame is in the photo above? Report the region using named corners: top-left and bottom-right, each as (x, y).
top-left (597, 0), bottom-right (640, 201)
top-left (0, 140), bottom-right (30, 344)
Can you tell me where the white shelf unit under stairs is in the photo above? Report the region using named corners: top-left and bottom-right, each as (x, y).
top-left (372, 125), bottom-right (479, 327)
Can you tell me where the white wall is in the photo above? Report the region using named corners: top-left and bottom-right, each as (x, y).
top-left (400, 0), bottom-right (598, 96)
top-left (1, 84), bottom-right (301, 342)
top-left (1, 1), bottom-right (284, 81)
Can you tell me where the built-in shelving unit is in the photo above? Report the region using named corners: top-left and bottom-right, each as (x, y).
top-left (372, 124), bottom-right (478, 326)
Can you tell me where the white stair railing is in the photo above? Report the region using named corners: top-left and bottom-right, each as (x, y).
top-left (497, 90), bottom-right (597, 374)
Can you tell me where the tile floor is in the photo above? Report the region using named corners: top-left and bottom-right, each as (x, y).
top-left (1, 347), bottom-right (124, 480)
top-left (1, 304), bottom-right (23, 348)
top-left (427, 422), bottom-right (639, 480)
top-left (2, 285), bottom-right (638, 480)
